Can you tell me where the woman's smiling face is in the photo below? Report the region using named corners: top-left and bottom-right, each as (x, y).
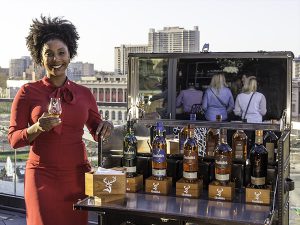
top-left (41, 39), bottom-right (70, 77)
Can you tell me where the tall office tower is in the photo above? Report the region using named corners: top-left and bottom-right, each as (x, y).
top-left (9, 56), bottom-right (32, 77)
top-left (114, 44), bottom-right (149, 75)
top-left (148, 26), bottom-right (200, 53)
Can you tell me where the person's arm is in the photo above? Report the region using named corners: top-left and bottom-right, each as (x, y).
top-left (259, 94), bottom-right (267, 116)
top-left (201, 90), bottom-right (208, 111)
top-left (227, 90), bottom-right (235, 113)
top-left (8, 86), bottom-right (31, 148)
top-left (176, 91), bottom-right (183, 107)
top-left (85, 90), bottom-right (113, 141)
top-left (8, 86), bottom-right (62, 148)
top-left (233, 95), bottom-right (242, 116)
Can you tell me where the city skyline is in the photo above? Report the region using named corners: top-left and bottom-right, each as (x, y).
top-left (1, 0), bottom-right (300, 71)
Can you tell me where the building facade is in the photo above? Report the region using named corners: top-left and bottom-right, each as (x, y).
top-left (114, 44), bottom-right (149, 75)
top-left (293, 57), bottom-right (300, 78)
top-left (148, 26), bottom-right (200, 53)
top-left (9, 56), bottom-right (32, 78)
top-left (77, 75), bottom-right (127, 125)
top-left (68, 62), bottom-right (95, 81)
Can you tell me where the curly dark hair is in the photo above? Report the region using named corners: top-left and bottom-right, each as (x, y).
top-left (26, 15), bottom-right (79, 65)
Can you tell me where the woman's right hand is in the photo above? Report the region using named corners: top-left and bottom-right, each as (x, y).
top-left (37, 112), bottom-right (62, 132)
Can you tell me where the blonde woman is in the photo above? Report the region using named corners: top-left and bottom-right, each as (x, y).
top-left (202, 73), bottom-right (234, 121)
top-left (234, 76), bottom-right (267, 123)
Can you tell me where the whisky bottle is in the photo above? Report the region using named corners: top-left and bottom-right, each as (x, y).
top-left (263, 130), bottom-right (278, 164)
top-left (206, 115), bottom-right (222, 157)
top-left (179, 114), bottom-right (196, 153)
top-left (232, 130), bottom-right (248, 160)
top-left (152, 121), bottom-right (167, 180)
top-left (122, 120), bottom-right (137, 178)
top-left (183, 124), bottom-right (198, 183)
top-left (250, 130), bottom-right (268, 189)
top-left (214, 128), bottom-right (232, 186)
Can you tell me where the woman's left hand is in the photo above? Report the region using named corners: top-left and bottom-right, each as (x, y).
top-left (96, 121), bottom-right (114, 139)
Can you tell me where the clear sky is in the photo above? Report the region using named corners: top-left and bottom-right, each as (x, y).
top-left (0, 0), bottom-right (299, 71)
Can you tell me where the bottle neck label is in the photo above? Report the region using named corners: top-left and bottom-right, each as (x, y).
top-left (152, 148), bottom-right (166, 163)
top-left (183, 171), bottom-right (197, 179)
top-left (234, 141), bottom-right (244, 159)
top-left (251, 176), bottom-right (266, 185)
top-left (125, 166), bottom-right (136, 173)
top-left (152, 169), bottom-right (166, 177)
top-left (216, 174), bottom-right (230, 181)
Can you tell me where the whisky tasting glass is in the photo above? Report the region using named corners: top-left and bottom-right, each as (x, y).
top-left (48, 97), bottom-right (62, 117)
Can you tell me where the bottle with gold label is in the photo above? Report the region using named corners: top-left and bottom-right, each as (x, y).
top-left (183, 124), bottom-right (198, 183)
top-left (214, 128), bottom-right (232, 186)
top-left (206, 115), bottom-right (222, 157)
top-left (152, 122), bottom-right (167, 180)
top-left (232, 130), bottom-right (248, 160)
top-left (250, 130), bottom-right (268, 189)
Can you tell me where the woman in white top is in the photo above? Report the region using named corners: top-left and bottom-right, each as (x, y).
top-left (234, 76), bottom-right (267, 123)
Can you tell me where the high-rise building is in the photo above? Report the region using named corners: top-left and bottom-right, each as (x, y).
top-left (148, 26), bottom-right (200, 53)
top-left (9, 56), bottom-right (32, 77)
top-left (114, 44), bottom-right (149, 75)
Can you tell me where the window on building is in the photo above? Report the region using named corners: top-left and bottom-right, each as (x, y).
top-left (105, 110), bottom-right (109, 120)
top-left (112, 111), bottom-right (116, 120)
top-left (98, 88), bottom-right (104, 102)
top-left (112, 88), bottom-right (116, 102)
top-left (118, 111), bottom-right (122, 120)
top-left (99, 110), bottom-right (103, 119)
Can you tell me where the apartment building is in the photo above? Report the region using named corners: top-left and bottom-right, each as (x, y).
top-left (114, 44), bottom-right (149, 75)
top-left (148, 26), bottom-right (200, 53)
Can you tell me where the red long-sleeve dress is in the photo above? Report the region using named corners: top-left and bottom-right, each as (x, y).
top-left (8, 76), bottom-right (101, 225)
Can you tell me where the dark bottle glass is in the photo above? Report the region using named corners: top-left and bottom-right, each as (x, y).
top-left (263, 130), bottom-right (278, 164)
top-left (122, 120), bottom-right (137, 178)
top-left (206, 115), bottom-right (222, 157)
top-left (152, 122), bottom-right (167, 180)
top-left (214, 128), bottom-right (232, 186)
top-left (179, 113), bottom-right (196, 154)
top-left (232, 130), bottom-right (248, 160)
top-left (183, 124), bottom-right (198, 183)
top-left (250, 130), bottom-right (268, 189)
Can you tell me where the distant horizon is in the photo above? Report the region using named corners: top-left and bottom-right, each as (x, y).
top-left (1, 0), bottom-right (300, 71)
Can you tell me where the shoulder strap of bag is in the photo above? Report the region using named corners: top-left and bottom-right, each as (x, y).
top-left (210, 88), bottom-right (227, 108)
top-left (243, 92), bottom-right (255, 120)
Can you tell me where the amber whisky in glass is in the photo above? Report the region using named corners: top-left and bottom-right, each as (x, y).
top-left (250, 130), bottom-right (268, 189)
top-left (152, 122), bottom-right (167, 180)
top-left (214, 128), bottom-right (232, 186)
top-left (179, 114), bottom-right (196, 153)
top-left (232, 130), bottom-right (248, 160)
top-left (183, 124), bottom-right (198, 183)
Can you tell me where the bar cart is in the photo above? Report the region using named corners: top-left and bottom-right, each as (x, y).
top-left (74, 52), bottom-right (295, 225)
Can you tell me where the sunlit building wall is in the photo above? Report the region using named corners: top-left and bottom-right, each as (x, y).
top-left (148, 26), bottom-right (200, 53)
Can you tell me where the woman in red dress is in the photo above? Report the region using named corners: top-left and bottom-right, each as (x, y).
top-left (8, 16), bottom-right (113, 225)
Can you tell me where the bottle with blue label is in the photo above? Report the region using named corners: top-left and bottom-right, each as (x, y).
top-left (152, 121), bottom-right (167, 180)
